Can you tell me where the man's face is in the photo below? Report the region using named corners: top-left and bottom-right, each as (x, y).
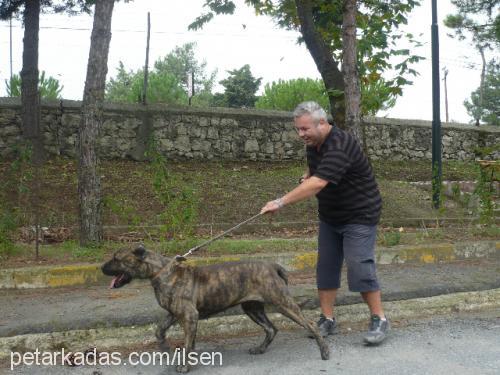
top-left (294, 114), bottom-right (323, 146)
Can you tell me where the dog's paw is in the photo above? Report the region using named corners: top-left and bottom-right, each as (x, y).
top-left (320, 347), bottom-right (330, 360)
top-left (248, 346), bottom-right (266, 355)
top-left (176, 364), bottom-right (190, 373)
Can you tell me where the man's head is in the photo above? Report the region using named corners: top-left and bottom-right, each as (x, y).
top-left (293, 101), bottom-right (331, 147)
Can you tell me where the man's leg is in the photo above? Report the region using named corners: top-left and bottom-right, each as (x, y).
top-left (361, 290), bottom-right (384, 318)
top-left (319, 288), bottom-right (338, 318)
top-left (343, 224), bottom-right (389, 344)
top-left (315, 221), bottom-right (343, 336)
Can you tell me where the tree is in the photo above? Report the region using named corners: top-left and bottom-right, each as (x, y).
top-left (256, 78), bottom-right (330, 111)
top-left (444, 1), bottom-right (500, 125)
top-left (342, 0), bottom-right (362, 142)
top-left (464, 60), bottom-right (499, 126)
top-left (106, 62), bottom-right (188, 104)
top-left (154, 42), bottom-right (217, 95)
top-left (216, 64), bottom-right (262, 108)
top-left (106, 43), bottom-right (217, 106)
top-left (78, 0), bottom-right (115, 246)
top-left (0, 0), bottom-right (93, 162)
top-left (5, 71), bottom-right (64, 99)
top-left (190, 0), bottom-right (423, 129)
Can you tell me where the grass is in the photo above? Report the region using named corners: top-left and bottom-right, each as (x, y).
top-left (0, 158), bottom-right (480, 230)
top-left (0, 157), bottom-right (496, 267)
top-left (2, 224), bottom-right (499, 268)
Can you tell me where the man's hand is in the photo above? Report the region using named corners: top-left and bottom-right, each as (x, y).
top-left (260, 198), bottom-right (284, 214)
top-left (299, 171), bottom-right (311, 184)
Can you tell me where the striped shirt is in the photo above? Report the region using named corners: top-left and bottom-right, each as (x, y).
top-left (306, 126), bottom-right (382, 225)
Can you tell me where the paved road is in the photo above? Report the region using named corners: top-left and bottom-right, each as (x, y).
top-left (4, 310), bottom-right (500, 375)
top-left (3, 258), bottom-right (500, 337)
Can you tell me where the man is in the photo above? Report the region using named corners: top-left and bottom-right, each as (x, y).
top-left (260, 101), bottom-right (388, 345)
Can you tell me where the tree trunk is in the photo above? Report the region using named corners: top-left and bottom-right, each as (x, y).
top-left (341, 0), bottom-right (363, 144)
top-left (294, 0), bottom-right (345, 127)
top-left (78, 0), bottom-right (115, 246)
top-left (21, 0), bottom-right (43, 163)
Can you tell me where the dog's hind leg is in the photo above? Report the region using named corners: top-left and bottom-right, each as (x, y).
top-left (155, 313), bottom-right (176, 352)
top-left (241, 301), bottom-right (278, 355)
top-left (275, 297), bottom-right (330, 360)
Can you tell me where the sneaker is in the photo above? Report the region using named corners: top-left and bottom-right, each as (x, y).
top-left (363, 314), bottom-right (390, 345)
top-left (316, 314), bottom-right (337, 337)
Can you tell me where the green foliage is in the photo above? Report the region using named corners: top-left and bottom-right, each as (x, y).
top-left (103, 196), bottom-right (141, 227)
top-left (444, 1), bottom-right (499, 46)
top-left (379, 231), bottom-right (401, 247)
top-left (106, 62), bottom-right (187, 104)
top-left (146, 141), bottom-right (199, 239)
top-left (106, 43), bottom-right (216, 106)
top-left (5, 71), bottom-right (64, 100)
top-left (0, 205), bottom-right (18, 257)
top-left (474, 164), bottom-right (497, 224)
top-left (255, 78), bottom-right (330, 111)
top-left (464, 60), bottom-right (500, 126)
top-left (190, 0), bottom-right (424, 115)
top-left (0, 145), bottom-right (34, 257)
top-left (154, 42), bottom-right (217, 95)
top-left (0, 0), bottom-right (94, 20)
top-left (255, 77), bottom-right (397, 115)
top-left (216, 64), bottom-right (262, 108)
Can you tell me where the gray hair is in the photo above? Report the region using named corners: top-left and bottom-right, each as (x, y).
top-left (293, 101), bottom-right (328, 123)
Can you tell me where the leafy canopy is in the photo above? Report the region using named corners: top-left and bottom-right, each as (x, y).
top-left (444, 0), bottom-right (499, 46)
top-left (190, 0), bottom-right (424, 116)
top-left (106, 43), bottom-right (216, 106)
top-left (216, 64), bottom-right (262, 108)
top-left (5, 71), bottom-right (64, 99)
top-left (0, 0), bottom-right (94, 19)
top-left (464, 60), bottom-right (500, 126)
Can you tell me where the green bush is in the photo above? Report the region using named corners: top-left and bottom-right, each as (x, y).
top-left (256, 78), bottom-right (330, 112)
top-left (5, 71), bottom-right (63, 100)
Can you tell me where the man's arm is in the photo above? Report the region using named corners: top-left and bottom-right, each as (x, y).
top-left (260, 176), bottom-right (328, 214)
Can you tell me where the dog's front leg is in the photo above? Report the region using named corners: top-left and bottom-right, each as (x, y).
top-left (176, 307), bottom-right (199, 374)
top-left (155, 313), bottom-right (176, 352)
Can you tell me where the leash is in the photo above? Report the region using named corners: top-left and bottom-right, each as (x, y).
top-left (179, 212), bottom-right (265, 259)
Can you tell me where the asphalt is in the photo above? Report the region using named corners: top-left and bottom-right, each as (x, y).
top-left (7, 311), bottom-right (500, 375)
top-left (1, 258), bottom-right (500, 338)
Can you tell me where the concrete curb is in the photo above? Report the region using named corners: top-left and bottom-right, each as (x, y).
top-left (1, 288), bottom-right (499, 359)
top-left (1, 241), bottom-right (498, 289)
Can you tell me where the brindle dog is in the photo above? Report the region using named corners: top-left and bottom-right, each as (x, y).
top-left (102, 245), bottom-right (330, 373)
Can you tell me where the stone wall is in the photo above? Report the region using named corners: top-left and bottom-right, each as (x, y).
top-left (0, 98), bottom-right (498, 161)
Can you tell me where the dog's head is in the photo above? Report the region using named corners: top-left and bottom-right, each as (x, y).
top-left (101, 244), bottom-right (156, 288)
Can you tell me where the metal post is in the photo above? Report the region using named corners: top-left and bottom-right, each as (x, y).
top-left (431, 0), bottom-right (442, 209)
top-left (9, 16), bottom-right (13, 82)
top-left (442, 67), bottom-right (449, 123)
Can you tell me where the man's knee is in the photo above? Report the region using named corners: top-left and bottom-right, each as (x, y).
top-left (346, 258), bottom-right (379, 292)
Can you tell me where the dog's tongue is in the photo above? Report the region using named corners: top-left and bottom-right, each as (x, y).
top-left (109, 274), bottom-right (123, 289)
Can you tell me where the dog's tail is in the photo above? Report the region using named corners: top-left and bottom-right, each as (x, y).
top-left (274, 264), bottom-right (288, 285)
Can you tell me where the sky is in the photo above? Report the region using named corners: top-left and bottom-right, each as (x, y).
top-left (0, 0), bottom-right (495, 124)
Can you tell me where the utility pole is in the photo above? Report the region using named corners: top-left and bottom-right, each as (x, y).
top-left (442, 67), bottom-right (449, 123)
top-left (431, 0), bottom-right (442, 209)
top-left (9, 16), bottom-right (13, 82)
top-left (141, 12), bottom-right (151, 105)
top-left (187, 71), bottom-right (194, 106)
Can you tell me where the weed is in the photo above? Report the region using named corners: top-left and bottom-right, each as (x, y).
top-left (381, 231), bottom-right (401, 247)
top-left (146, 140), bottom-right (199, 240)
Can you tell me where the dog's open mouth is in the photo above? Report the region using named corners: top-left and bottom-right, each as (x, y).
top-left (109, 273), bottom-right (132, 289)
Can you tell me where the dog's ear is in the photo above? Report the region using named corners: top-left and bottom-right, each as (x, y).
top-left (133, 245), bottom-right (146, 259)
